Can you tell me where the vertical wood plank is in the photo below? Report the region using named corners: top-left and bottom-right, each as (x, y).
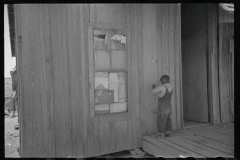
top-left (17, 4), bottom-right (31, 157)
top-left (127, 120), bottom-right (133, 149)
top-left (174, 4), bottom-right (182, 130)
top-left (82, 4), bottom-right (90, 157)
top-left (90, 4), bottom-right (96, 23)
top-left (138, 4), bottom-right (146, 137)
top-left (169, 4), bottom-right (177, 130)
top-left (66, 4), bottom-right (77, 157)
top-left (161, 4), bottom-right (169, 75)
top-left (208, 4), bottom-right (220, 124)
top-left (43, 4), bottom-right (56, 157)
top-left (38, 4), bottom-right (49, 157)
top-left (131, 4), bottom-right (141, 148)
top-left (74, 4), bottom-right (84, 157)
top-left (50, 4), bottom-right (66, 157)
top-left (131, 4), bottom-right (137, 149)
top-left (143, 4), bottom-right (158, 135)
top-left (126, 4), bottom-right (133, 150)
top-left (135, 3), bottom-right (142, 147)
top-left (59, 5), bottom-right (72, 156)
top-left (115, 121), bottom-right (124, 150)
top-left (99, 122), bottom-right (110, 155)
top-left (27, 4), bottom-right (42, 157)
top-left (109, 121), bottom-right (116, 151)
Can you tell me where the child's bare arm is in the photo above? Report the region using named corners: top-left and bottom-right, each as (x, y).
top-left (152, 86), bottom-right (163, 93)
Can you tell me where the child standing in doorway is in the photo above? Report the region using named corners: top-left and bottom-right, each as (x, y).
top-left (152, 75), bottom-right (173, 138)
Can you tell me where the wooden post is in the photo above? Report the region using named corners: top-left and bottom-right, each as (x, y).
top-left (207, 4), bottom-right (221, 124)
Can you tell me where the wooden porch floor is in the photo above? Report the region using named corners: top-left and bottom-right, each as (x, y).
top-left (142, 123), bottom-right (234, 158)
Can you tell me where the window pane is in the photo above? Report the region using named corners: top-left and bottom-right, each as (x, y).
top-left (93, 30), bottom-right (107, 50)
top-left (110, 102), bottom-right (127, 113)
top-left (94, 51), bottom-right (110, 69)
top-left (111, 51), bottom-right (126, 69)
top-left (118, 72), bottom-right (126, 102)
top-left (109, 73), bottom-right (119, 102)
top-left (94, 90), bottom-right (114, 104)
top-left (95, 72), bottom-right (108, 89)
top-left (111, 40), bottom-right (125, 50)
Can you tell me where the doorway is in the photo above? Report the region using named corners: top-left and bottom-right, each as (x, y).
top-left (181, 4), bottom-right (210, 128)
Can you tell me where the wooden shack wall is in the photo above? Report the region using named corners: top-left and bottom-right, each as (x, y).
top-left (15, 4), bottom-right (182, 157)
top-left (15, 4), bottom-right (91, 157)
top-left (139, 4), bottom-right (182, 135)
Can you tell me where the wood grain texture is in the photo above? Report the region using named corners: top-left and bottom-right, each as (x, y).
top-left (208, 4), bottom-right (221, 124)
top-left (174, 4), bottom-right (183, 130)
top-left (43, 4), bottom-right (56, 157)
top-left (50, 4), bottom-right (66, 157)
top-left (82, 4), bottom-right (89, 158)
top-left (177, 129), bottom-right (234, 153)
top-left (219, 23), bottom-right (234, 123)
top-left (95, 4), bottom-right (127, 25)
top-left (142, 140), bottom-right (175, 158)
top-left (37, 4), bottom-right (49, 157)
top-left (142, 4), bottom-right (158, 135)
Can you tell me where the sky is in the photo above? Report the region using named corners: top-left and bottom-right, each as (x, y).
top-left (4, 4), bottom-right (16, 78)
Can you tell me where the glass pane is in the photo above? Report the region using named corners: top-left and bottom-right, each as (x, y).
top-left (95, 104), bottom-right (110, 111)
top-left (111, 40), bottom-right (125, 50)
top-left (111, 51), bottom-right (126, 69)
top-left (94, 90), bottom-right (114, 104)
top-left (95, 72), bottom-right (108, 89)
top-left (109, 73), bottom-right (119, 102)
top-left (110, 102), bottom-right (127, 113)
top-left (94, 51), bottom-right (110, 69)
top-left (118, 72), bottom-right (126, 102)
top-left (93, 30), bottom-right (107, 50)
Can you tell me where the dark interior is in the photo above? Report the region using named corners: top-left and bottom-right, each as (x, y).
top-left (181, 4), bottom-right (210, 127)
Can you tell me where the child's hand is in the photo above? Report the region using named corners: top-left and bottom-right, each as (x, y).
top-left (152, 84), bottom-right (156, 89)
top-left (152, 109), bottom-right (158, 114)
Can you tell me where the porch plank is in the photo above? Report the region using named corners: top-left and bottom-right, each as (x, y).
top-left (187, 127), bottom-right (234, 146)
top-left (176, 130), bottom-right (234, 154)
top-left (211, 124), bottom-right (234, 133)
top-left (144, 136), bottom-right (204, 158)
top-left (142, 140), bottom-right (176, 158)
top-left (172, 133), bottom-right (233, 157)
top-left (199, 125), bottom-right (234, 136)
top-left (225, 123), bottom-right (234, 127)
top-left (142, 136), bottom-right (189, 157)
top-left (165, 136), bottom-right (219, 157)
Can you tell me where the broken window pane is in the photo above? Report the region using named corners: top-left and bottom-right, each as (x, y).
top-left (93, 30), bottom-right (107, 50)
top-left (111, 40), bottom-right (126, 50)
top-left (94, 51), bottom-right (110, 69)
top-left (111, 51), bottom-right (126, 69)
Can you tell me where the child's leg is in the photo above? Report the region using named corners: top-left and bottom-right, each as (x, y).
top-left (156, 113), bottom-right (168, 138)
top-left (165, 112), bottom-right (172, 136)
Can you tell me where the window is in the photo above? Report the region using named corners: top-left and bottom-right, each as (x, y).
top-left (89, 27), bottom-right (128, 116)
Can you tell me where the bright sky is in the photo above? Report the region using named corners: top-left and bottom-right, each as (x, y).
top-left (4, 4), bottom-right (16, 78)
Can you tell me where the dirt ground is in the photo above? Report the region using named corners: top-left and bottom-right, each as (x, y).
top-left (5, 112), bottom-right (20, 158)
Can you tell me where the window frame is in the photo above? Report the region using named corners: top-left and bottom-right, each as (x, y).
top-left (88, 22), bottom-right (130, 118)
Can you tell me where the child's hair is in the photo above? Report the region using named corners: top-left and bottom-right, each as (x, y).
top-left (160, 75), bottom-right (169, 84)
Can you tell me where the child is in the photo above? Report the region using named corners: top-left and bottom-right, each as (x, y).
top-left (152, 75), bottom-right (173, 138)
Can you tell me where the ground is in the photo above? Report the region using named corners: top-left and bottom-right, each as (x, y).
top-left (5, 113), bottom-right (19, 158)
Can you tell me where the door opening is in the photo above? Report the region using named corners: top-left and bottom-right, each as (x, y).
top-left (181, 4), bottom-right (210, 128)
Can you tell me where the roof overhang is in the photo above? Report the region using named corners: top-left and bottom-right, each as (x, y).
top-left (7, 4), bottom-right (16, 57)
